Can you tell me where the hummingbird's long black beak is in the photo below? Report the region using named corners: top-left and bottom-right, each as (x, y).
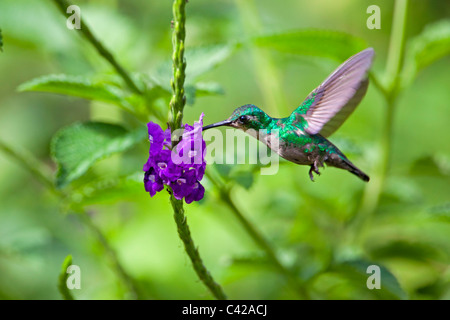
top-left (202, 120), bottom-right (232, 131)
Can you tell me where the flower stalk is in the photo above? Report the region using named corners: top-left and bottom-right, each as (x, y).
top-left (52, 0), bottom-right (143, 95)
top-left (349, 0), bottom-right (409, 240)
top-left (168, 0), bottom-right (187, 132)
top-left (78, 210), bottom-right (140, 299)
top-left (207, 170), bottom-right (309, 299)
top-left (167, 0), bottom-right (227, 300)
top-left (0, 140), bottom-right (140, 299)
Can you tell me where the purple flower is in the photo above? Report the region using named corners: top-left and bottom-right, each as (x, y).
top-left (174, 113), bottom-right (206, 169)
top-left (154, 149), bottom-right (182, 184)
top-left (147, 122), bottom-right (165, 155)
top-left (163, 128), bottom-right (172, 148)
top-left (143, 113), bottom-right (207, 203)
top-left (144, 167), bottom-right (164, 197)
top-left (196, 162), bottom-right (206, 181)
top-left (185, 181), bottom-right (205, 204)
top-left (170, 169), bottom-right (205, 204)
top-left (143, 157), bottom-right (152, 172)
top-left (170, 169), bottom-right (197, 200)
top-left (175, 139), bottom-right (206, 167)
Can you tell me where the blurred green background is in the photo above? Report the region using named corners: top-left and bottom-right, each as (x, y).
top-left (0, 0), bottom-right (449, 299)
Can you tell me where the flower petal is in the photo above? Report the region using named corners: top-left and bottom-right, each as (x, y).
top-left (185, 181), bottom-right (205, 204)
top-left (144, 167), bottom-right (164, 197)
top-left (147, 122), bottom-right (165, 155)
top-left (144, 114), bottom-right (207, 203)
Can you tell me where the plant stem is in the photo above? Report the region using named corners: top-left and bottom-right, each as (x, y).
top-left (223, 191), bottom-right (309, 299)
top-left (0, 140), bottom-right (140, 299)
top-left (369, 72), bottom-right (389, 98)
top-left (52, 0), bottom-right (143, 95)
top-left (206, 171), bottom-right (309, 299)
top-left (349, 0), bottom-right (408, 240)
top-left (0, 140), bottom-right (55, 192)
top-left (170, 196), bottom-right (227, 300)
top-left (78, 210), bottom-right (140, 299)
top-left (167, 0), bottom-right (227, 300)
top-left (385, 0), bottom-right (409, 93)
top-left (168, 0), bottom-right (187, 132)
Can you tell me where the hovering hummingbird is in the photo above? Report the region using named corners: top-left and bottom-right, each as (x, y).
top-left (203, 48), bottom-right (374, 182)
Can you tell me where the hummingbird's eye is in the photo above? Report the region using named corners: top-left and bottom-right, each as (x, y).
top-left (239, 115), bottom-right (248, 123)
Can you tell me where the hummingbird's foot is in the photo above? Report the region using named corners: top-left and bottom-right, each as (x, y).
top-left (309, 162), bottom-right (321, 182)
top-left (309, 167), bottom-right (315, 181)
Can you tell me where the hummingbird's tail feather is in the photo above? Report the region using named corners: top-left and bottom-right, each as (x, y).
top-left (325, 151), bottom-right (370, 182)
top-left (341, 157), bottom-right (370, 181)
top-left (348, 166), bottom-right (370, 182)
top-left (332, 152), bottom-right (370, 182)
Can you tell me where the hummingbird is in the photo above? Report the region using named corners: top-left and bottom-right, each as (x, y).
top-left (202, 48), bottom-right (374, 182)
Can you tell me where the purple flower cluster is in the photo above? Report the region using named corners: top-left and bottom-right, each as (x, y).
top-left (143, 113), bottom-right (206, 204)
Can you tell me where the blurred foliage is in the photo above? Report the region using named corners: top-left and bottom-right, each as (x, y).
top-left (254, 30), bottom-right (368, 61)
top-left (51, 122), bottom-right (146, 188)
top-left (58, 255), bottom-right (74, 300)
top-left (402, 20), bottom-right (450, 87)
top-left (0, 0), bottom-right (449, 300)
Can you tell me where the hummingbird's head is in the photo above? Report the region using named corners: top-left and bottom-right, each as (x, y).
top-left (203, 104), bottom-right (272, 132)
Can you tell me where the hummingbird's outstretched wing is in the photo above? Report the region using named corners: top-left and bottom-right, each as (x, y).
top-left (293, 48), bottom-right (374, 137)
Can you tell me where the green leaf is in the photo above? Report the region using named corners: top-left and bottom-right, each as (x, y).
top-left (402, 20), bottom-right (450, 86)
top-left (58, 255), bottom-right (74, 300)
top-left (367, 240), bottom-right (443, 263)
top-left (213, 164), bottom-right (233, 178)
top-left (151, 44), bottom-right (232, 106)
top-left (428, 203), bottom-right (450, 223)
top-left (253, 29), bottom-right (367, 61)
top-left (213, 164), bottom-right (255, 189)
top-left (52, 122), bottom-right (146, 188)
top-left (416, 279), bottom-right (448, 298)
top-left (333, 259), bottom-right (407, 300)
top-left (231, 170), bottom-right (254, 190)
top-left (72, 171), bottom-right (144, 206)
top-left (380, 177), bottom-right (423, 205)
top-left (185, 82), bottom-right (225, 105)
top-left (18, 74), bottom-right (135, 113)
top-left (227, 252), bottom-right (270, 267)
top-left (193, 82), bottom-right (225, 97)
top-left (186, 43), bottom-right (237, 80)
top-left (409, 155), bottom-right (450, 177)
top-left (154, 43), bottom-right (237, 86)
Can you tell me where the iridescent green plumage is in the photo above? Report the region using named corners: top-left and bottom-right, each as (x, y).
top-left (203, 48), bottom-right (375, 182)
